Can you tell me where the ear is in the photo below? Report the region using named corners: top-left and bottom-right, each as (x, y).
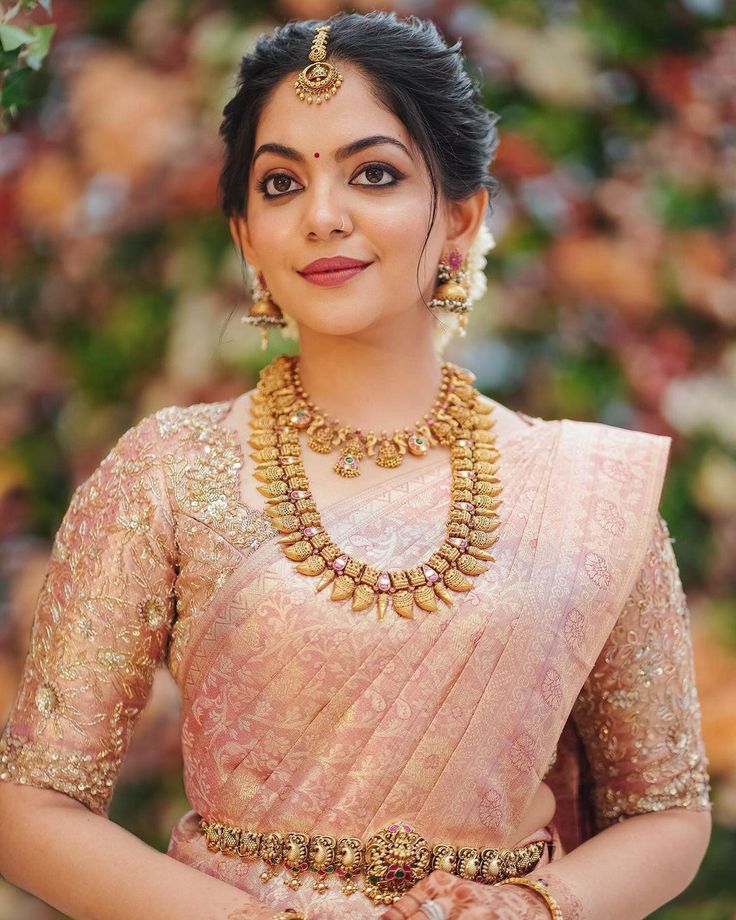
top-left (444, 188), bottom-right (489, 253)
top-left (229, 215), bottom-right (258, 266)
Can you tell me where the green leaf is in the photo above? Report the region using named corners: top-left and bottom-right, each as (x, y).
top-left (0, 64), bottom-right (30, 107)
top-left (0, 23), bottom-right (34, 51)
top-left (24, 22), bottom-right (55, 70)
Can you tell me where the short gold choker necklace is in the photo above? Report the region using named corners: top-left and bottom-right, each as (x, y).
top-left (289, 359), bottom-right (454, 478)
top-left (248, 354), bottom-right (502, 621)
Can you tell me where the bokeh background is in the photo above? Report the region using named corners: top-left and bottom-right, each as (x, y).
top-left (1, 0), bottom-right (735, 917)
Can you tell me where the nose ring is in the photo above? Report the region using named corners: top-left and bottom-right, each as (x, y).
top-left (339, 217), bottom-right (345, 232)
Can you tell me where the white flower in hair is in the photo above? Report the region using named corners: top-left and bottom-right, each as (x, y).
top-left (467, 220), bottom-right (496, 304)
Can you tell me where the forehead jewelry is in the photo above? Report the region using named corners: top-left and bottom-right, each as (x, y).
top-left (294, 24), bottom-right (343, 104)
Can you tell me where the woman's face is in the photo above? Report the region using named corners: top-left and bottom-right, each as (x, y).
top-left (230, 61), bottom-right (487, 342)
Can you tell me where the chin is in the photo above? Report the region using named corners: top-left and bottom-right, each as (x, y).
top-left (291, 305), bottom-right (385, 337)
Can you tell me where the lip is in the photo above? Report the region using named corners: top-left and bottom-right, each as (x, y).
top-left (298, 256), bottom-right (373, 275)
top-left (298, 263), bottom-right (371, 287)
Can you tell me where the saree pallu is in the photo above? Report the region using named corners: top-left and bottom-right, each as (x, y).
top-left (0, 398), bottom-right (711, 919)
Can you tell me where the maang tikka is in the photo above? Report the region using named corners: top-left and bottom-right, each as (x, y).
top-left (294, 24), bottom-right (343, 105)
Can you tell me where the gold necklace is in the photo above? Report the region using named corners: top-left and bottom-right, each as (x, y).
top-left (248, 354), bottom-right (502, 621)
top-left (289, 359), bottom-right (454, 478)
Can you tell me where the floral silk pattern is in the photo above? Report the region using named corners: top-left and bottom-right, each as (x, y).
top-left (0, 400), bottom-right (712, 918)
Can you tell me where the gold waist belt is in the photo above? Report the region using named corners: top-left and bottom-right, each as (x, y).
top-left (199, 816), bottom-right (547, 908)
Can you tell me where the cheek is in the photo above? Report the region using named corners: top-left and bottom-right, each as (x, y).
top-left (369, 202), bottom-right (441, 283)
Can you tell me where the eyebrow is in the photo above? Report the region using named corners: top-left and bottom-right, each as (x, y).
top-left (252, 134), bottom-right (412, 166)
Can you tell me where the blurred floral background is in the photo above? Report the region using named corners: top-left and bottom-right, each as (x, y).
top-left (1, 0), bottom-right (735, 917)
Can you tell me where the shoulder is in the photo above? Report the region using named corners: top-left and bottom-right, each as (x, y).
top-left (101, 400), bottom-right (239, 495)
top-left (146, 399), bottom-right (235, 445)
top-left (555, 416), bottom-right (672, 472)
top-left (457, 392), bottom-right (671, 465)
top-left (474, 393), bottom-right (549, 447)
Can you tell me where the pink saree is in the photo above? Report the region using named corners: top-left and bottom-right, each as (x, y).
top-left (0, 397), bottom-right (712, 919)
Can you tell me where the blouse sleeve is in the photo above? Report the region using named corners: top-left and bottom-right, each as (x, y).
top-left (0, 413), bottom-right (177, 817)
top-left (571, 511), bottom-right (712, 832)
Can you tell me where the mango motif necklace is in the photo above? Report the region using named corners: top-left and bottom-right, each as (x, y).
top-left (248, 354), bottom-right (503, 621)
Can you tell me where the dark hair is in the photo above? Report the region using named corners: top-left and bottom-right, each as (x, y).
top-left (218, 10), bottom-right (501, 315)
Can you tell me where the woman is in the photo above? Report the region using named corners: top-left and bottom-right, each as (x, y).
top-left (0, 11), bottom-right (712, 920)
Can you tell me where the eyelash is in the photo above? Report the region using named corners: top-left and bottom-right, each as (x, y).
top-left (255, 163), bottom-right (404, 200)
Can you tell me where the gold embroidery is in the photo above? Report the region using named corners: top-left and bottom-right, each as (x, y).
top-left (153, 402), bottom-right (275, 679)
top-left (156, 401), bottom-right (275, 551)
top-left (0, 416), bottom-right (177, 815)
top-left (572, 513), bottom-right (712, 830)
top-left (0, 402), bottom-right (274, 814)
top-left (0, 703), bottom-right (138, 814)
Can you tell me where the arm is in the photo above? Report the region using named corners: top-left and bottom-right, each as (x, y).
top-left (0, 414), bottom-right (284, 920)
top-left (379, 808), bottom-right (709, 920)
top-left (381, 512), bottom-right (712, 920)
top-left (0, 784), bottom-right (284, 920)
top-left (522, 511), bottom-right (713, 920)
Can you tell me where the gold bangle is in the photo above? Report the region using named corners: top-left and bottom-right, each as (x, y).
top-left (272, 912), bottom-right (307, 920)
top-left (495, 877), bottom-right (563, 920)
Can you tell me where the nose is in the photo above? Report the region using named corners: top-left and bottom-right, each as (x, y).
top-left (302, 178), bottom-right (350, 240)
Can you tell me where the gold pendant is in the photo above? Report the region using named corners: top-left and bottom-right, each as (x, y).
top-left (248, 355), bottom-right (503, 621)
top-left (375, 437), bottom-right (402, 469)
top-left (334, 436), bottom-right (364, 477)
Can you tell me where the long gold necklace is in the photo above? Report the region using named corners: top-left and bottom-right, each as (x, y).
top-left (289, 359), bottom-right (454, 477)
top-left (248, 354), bottom-right (502, 621)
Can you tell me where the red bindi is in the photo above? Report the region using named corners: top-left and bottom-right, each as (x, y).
top-left (314, 152), bottom-right (320, 158)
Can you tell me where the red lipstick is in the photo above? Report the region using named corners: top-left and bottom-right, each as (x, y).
top-left (298, 256), bottom-right (373, 287)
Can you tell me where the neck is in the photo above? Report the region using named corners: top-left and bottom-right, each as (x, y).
top-left (294, 316), bottom-right (446, 433)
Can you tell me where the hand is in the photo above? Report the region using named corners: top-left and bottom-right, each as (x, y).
top-left (378, 870), bottom-right (550, 920)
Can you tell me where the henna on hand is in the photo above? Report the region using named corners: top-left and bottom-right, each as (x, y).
top-left (380, 870), bottom-right (552, 920)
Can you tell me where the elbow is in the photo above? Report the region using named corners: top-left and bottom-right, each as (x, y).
top-left (672, 807), bottom-right (712, 891)
top-left (0, 781), bottom-right (92, 883)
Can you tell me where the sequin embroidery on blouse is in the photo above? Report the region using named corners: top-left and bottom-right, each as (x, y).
top-left (153, 402), bottom-right (276, 681)
top-left (0, 415), bottom-right (177, 816)
top-left (155, 401), bottom-right (274, 552)
top-left (571, 512), bottom-right (712, 830)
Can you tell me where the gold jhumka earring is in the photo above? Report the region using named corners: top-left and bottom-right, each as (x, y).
top-left (240, 267), bottom-right (287, 351)
top-left (428, 247), bottom-right (472, 336)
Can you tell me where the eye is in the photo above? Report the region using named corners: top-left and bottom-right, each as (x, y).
top-left (255, 173), bottom-right (300, 199)
top-left (255, 162), bottom-right (404, 200)
top-left (351, 163), bottom-right (403, 187)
